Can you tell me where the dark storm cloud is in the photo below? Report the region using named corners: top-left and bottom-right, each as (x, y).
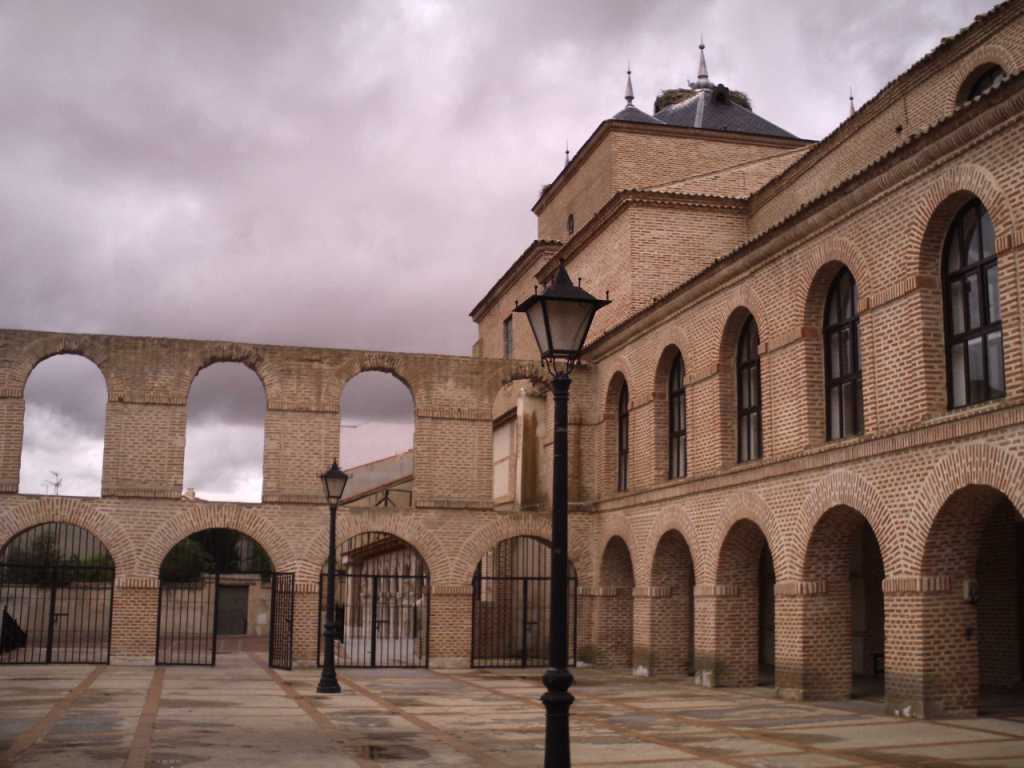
top-left (2, 0), bottom-right (997, 489)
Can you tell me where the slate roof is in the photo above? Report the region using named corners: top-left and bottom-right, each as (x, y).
top-left (654, 84), bottom-right (797, 139)
top-left (610, 104), bottom-right (665, 125)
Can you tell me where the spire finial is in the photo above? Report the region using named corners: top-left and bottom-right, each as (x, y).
top-left (625, 61), bottom-right (634, 106)
top-left (849, 86), bottom-right (855, 117)
top-left (564, 140), bottom-right (570, 167)
top-left (695, 36), bottom-right (711, 90)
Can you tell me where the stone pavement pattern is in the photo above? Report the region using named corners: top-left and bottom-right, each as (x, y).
top-left (4, 655), bottom-right (1024, 767)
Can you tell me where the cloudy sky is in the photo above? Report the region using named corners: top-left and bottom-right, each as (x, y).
top-left (4, 0), bottom-right (994, 499)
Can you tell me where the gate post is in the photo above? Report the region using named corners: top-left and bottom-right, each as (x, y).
top-left (111, 577), bottom-right (159, 664)
top-left (291, 581), bottom-right (320, 668)
top-left (429, 584), bottom-right (472, 668)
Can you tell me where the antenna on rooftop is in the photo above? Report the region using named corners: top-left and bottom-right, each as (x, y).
top-left (849, 86), bottom-right (856, 116)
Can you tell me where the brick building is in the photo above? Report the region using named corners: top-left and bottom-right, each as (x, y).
top-left (2, 1), bottom-right (1024, 719)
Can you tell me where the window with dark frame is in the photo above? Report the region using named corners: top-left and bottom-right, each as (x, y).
top-left (567, 214), bottom-right (575, 236)
top-left (943, 198), bottom-right (1004, 409)
top-left (824, 268), bottom-right (863, 441)
top-left (617, 385), bottom-right (629, 491)
top-left (736, 316), bottom-right (763, 463)
top-left (503, 315), bottom-right (513, 359)
top-left (964, 65), bottom-right (1006, 102)
top-left (668, 353), bottom-right (687, 479)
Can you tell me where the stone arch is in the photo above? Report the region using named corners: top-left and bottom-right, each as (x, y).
top-left (0, 497), bottom-right (133, 574)
top-left (453, 515), bottom-right (591, 587)
top-left (951, 44), bottom-right (1019, 109)
top-left (140, 504), bottom-right (296, 579)
top-left (163, 343), bottom-right (278, 408)
top-left (794, 471), bottom-right (896, 577)
top-left (642, 505), bottom-right (703, 584)
top-left (709, 490), bottom-right (784, 580)
top-left (7, 335), bottom-right (115, 400)
top-left (907, 442), bottom-right (1024, 574)
top-left (297, 511), bottom-right (451, 585)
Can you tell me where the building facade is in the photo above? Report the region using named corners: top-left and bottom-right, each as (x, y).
top-left (3, 1), bottom-right (1024, 719)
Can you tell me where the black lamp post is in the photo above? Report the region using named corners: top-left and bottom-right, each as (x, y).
top-left (516, 263), bottom-right (608, 768)
top-left (318, 459), bottom-right (349, 694)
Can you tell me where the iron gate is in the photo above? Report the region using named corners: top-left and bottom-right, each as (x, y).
top-left (0, 564), bottom-right (114, 664)
top-left (156, 575), bottom-right (219, 666)
top-left (268, 572), bottom-right (294, 670)
top-left (317, 532), bottom-right (430, 668)
top-left (471, 536), bottom-right (577, 668)
top-left (0, 522), bottom-right (115, 665)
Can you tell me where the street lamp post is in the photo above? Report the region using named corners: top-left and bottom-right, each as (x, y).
top-left (318, 460), bottom-right (349, 694)
top-left (516, 263), bottom-right (609, 768)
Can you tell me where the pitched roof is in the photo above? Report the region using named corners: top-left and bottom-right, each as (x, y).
top-left (654, 85), bottom-right (796, 139)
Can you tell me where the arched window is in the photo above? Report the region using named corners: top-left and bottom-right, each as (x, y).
top-left (567, 214), bottom-right (575, 236)
top-left (943, 199), bottom-right (1004, 408)
top-left (617, 385), bottom-right (629, 491)
top-left (824, 268), bottom-right (863, 440)
top-left (964, 65), bottom-right (1006, 102)
top-left (737, 317), bottom-right (762, 463)
top-left (668, 353), bottom-right (687, 479)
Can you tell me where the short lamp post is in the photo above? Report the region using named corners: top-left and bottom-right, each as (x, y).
top-left (516, 263), bottom-right (609, 768)
top-left (318, 460), bottom-right (349, 694)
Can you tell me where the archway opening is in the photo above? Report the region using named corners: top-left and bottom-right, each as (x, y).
top-left (471, 536), bottom-right (577, 668)
top-left (156, 528), bottom-right (274, 665)
top-left (319, 532), bottom-right (429, 668)
top-left (19, 355), bottom-right (106, 497)
top-left (803, 507), bottom-right (885, 701)
top-left (650, 530), bottom-right (694, 675)
top-left (717, 520), bottom-right (774, 687)
top-left (0, 522), bottom-right (114, 664)
top-left (596, 536), bottom-right (635, 667)
top-left (183, 363), bottom-right (266, 502)
top-left (923, 485), bottom-right (1024, 715)
top-left (339, 373), bottom-right (415, 507)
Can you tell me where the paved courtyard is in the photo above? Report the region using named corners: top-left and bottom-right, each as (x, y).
top-left (4, 655), bottom-right (1024, 767)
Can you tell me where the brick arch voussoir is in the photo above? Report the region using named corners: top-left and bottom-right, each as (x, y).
top-left (141, 505), bottom-right (296, 579)
top-left (643, 506), bottom-right (702, 586)
top-left (908, 442), bottom-right (1024, 574)
top-left (799, 237), bottom-right (870, 327)
top-left (599, 359), bottom-right (636, 413)
top-left (174, 343), bottom-right (280, 409)
top-left (595, 519), bottom-right (641, 587)
top-left (950, 44), bottom-right (1020, 109)
top-left (8, 335), bottom-right (116, 400)
top-left (339, 357), bottom-right (422, 412)
top-left (650, 338), bottom-right (692, 398)
top-left (297, 512), bottom-right (451, 586)
top-left (794, 470), bottom-right (897, 578)
top-left (453, 516), bottom-right (592, 586)
top-left (709, 490), bottom-right (785, 581)
top-left (717, 285), bottom-right (769, 363)
top-left (911, 162), bottom-right (1016, 276)
top-left (0, 497), bottom-right (135, 574)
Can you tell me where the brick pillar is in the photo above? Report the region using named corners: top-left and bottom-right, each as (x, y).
top-left (103, 401), bottom-right (186, 498)
top-left (883, 575), bottom-right (963, 718)
top-left (634, 586), bottom-right (691, 677)
top-left (111, 578), bottom-right (159, 663)
top-left (0, 396), bottom-right (23, 493)
top-left (591, 586), bottom-right (633, 667)
top-left (429, 585), bottom-right (472, 668)
top-left (576, 588), bottom-right (598, 663)
top-left (774, 580), bottom-right (835, 700)
top-left (694, 583), bottom-right (757, 687)
top-left (292, 582), bottom-right (320, 668)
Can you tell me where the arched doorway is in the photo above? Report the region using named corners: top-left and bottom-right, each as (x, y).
top-left (318, 532), bottom-right (429, 668)
top-left (649, 530), bottom-right (695, 675)
top-left (803, 507), bottom-right (885, 701)
top-left (471, 536), bottom-right (577, 668)
top-left (0, 523), bottom-right (114, 664)
top-left (922, 485), bottom-right (1024, 715)
top-left (156, 528), bottom-right (292, 668)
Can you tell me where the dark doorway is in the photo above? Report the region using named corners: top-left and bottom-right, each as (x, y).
top-left (758, 545), bottom-right (776, 687)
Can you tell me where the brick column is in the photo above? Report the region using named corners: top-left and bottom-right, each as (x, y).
top-left (0, 395), bottom-right (23, 493)
top-left (429, 585), bottom-right (472, 668)
top-left (774, 580), bottom-right (832, 700)
top-left (102, 401), bottom-right (186, 498)
top-left (292, 582), bottom-right (320, 668)
top-left (111, 578), bottom-right (159, 663)
top-left (694, 583), bottom-right (757, 687)
top-left (590, 586), bottom-right (633, 667)
top-left (884, 575), bottom-right (971, 718)
top-left (633, 586), bottom-right (691, 677)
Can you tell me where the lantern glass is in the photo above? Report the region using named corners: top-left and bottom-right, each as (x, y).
top-left (525, 300), bottom-right (551, 355)
top-left (320, 461), bottom-right (348, 506)
top-left (547, 299), bottom-right (594, 355)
